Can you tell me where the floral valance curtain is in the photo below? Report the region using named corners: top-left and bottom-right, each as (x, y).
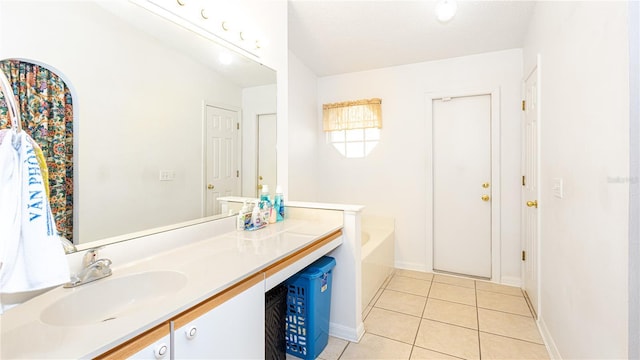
top-left (322, 98), bottom-right (382, 131)
top-left (0, 60), bottom-right (74, 241)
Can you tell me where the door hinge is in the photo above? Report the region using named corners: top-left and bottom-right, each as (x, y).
top-left (522, 251), bottom-right (526, 261)
top-left (236, 170), bottom-right (240, 177)
top-left (522, 100), bottom-right (526, 111)
top-left (522, 175), bottom-right (526, 186)
top-left (236, 123), bottom-right (240, 130)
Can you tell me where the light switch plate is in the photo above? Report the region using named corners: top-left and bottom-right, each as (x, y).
top-left (159, 170), bottom-right (175, 181)
top-left (552, 177), bottom-right (563, 199)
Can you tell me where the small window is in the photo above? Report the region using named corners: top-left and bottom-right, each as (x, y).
top-left (323, 98), bottom-right (382, 158)
top-left (328, 128), bottom-right (380, 158)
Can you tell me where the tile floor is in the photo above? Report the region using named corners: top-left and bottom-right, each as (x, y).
top-left (314, 269), bottom-right (550, 360)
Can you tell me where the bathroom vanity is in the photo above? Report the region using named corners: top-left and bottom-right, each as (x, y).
top-left (0, 209), bottom-right (345, 359)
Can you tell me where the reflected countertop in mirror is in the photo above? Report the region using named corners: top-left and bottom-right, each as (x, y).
top-left (0, 0), bottom-right (276, 250)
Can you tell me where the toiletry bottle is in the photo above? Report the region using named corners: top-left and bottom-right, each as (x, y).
top-left (251, 201), bottom-right (262, 229)
top-left (275, 185), bottom-right (284, 221)
top-left (236, 201), bottom-right (250, 230)
top-left (260, 185), bottom-right (273, 224)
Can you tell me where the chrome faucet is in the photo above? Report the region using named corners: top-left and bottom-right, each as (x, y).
top-left (64, 248), bottom-right (112, 288)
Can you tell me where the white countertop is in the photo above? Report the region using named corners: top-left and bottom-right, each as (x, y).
top-left (0, 217), bottom-right (343, 359)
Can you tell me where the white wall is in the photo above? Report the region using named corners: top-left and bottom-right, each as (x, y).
top-left (314, 49), bottom-right (523, 283)
top-left (1, 1), bottom-right (242, 242)
top-left (629, 2), bottom-right (640, 358)
top-left (288, 51), bottom-right (320, 201)
top-left (523, 2), bottom-right (630, 358)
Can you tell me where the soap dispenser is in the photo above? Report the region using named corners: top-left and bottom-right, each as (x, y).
top-left (274, 185), bottom-right (284, 222)
top-left (236, 200), bottom-right (251, 231)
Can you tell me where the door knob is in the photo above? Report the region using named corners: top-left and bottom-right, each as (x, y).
top-left (482, 182), bottom-right (490, 188)
top-left (207, 184), bottom-right (214, 190)
top-left (526, 200), bottom-right (538, 208)
top-left (257, 184), bottom-right (263, 190)
top-left (259, 176), bottom-right (263, 180)
top-left (481, 194), bottom-right (490, 201)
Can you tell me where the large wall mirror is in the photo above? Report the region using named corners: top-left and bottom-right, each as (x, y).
top-left (0, 0), bottom-right (277, 248)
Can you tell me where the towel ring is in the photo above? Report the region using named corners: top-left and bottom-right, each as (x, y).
top-left (0, 70), bottom-right (22, 133)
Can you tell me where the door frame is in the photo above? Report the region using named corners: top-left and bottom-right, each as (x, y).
top-left (201, 101), bottom-right (242, 216)
top-left (425, 88), bottom-right (501, 282)
top-left (256, 112), bottom-right (277, 197)
top-left (522, 55), bottom-right (542, 316)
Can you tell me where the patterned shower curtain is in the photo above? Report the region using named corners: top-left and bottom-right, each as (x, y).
top-left (0, 60), bottom-right (74, 241)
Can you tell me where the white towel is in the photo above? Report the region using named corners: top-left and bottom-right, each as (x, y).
top-left (0, 131), bottom-right (70, 300)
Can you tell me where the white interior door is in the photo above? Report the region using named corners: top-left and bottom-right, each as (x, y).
top-left (523, 66), bottom-right (540, 317)
top-left (257, 113), bottom-right (277, 196)
top-left (433, 94), bottom-right (492, 278)
top-left (205, 105), bottom-right (240, 216)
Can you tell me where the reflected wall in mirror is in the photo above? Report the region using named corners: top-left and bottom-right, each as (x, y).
top-left (0, 0), bottom-right (276, 247)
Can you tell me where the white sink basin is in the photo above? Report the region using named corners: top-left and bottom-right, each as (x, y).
top-left (40, 271), bottom-right (187, 326)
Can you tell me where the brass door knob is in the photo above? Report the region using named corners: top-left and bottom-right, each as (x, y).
top-left (259, 176), bottom-right (263, 180)
top-left (482, 182), bottom-right (490, 188)
top-left (481, 194), bottom-right (490, 202)
top-left (526, 200), bottom-right (538, 208)
top-left (207, 184), bottom-right (214, 190)
top-left (257, 184), bottom-right (263, 190)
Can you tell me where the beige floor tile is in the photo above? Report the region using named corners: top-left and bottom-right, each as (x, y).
top-left (478, 308), bottom-right (543, 344)
top-left (364, 307), bottom-right (421, 344)
top-left (428, 282), bottom-right (476, 306)
top-left (476, 281), bottom-right (523, 296)
top-left (477, 290), bottom-right (532, 317)
top-left (375, 289), bottom-right (427, 317)
top-left (414, 319), bottom-right (480, 360)
top-left (480, 332), bottom-right (549, 360)
top-left (395, 269), bottom-right (434, 281)
top-left (433, 274), bottom-right (475, 289)
top-left (340, 333), bottom-right (412, 359)
top-left (370, 287), bottom-right (385, 307)
top-left (317, 336), bottom-right (349, 360)
top-left (382, 272), bottom-right (395, 287)
top-left (387, 275), bottom-right (431, 296)
top-left (423, 298), bottom-right (478, 329)
top-left (410, 346), bottom-right (463, 359)
top-left (363, 305), bottom-right (373, 320)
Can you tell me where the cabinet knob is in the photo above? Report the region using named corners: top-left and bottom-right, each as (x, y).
top-left (154, 343), bottom-right (168, 359)
top-left (185, 326), bottom-right (198, 340)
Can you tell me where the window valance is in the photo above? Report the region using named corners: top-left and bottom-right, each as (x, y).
top-left (322, 98), bottom-right (382, 131)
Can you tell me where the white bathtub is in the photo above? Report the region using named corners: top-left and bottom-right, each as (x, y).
top-left (361, 216), bottom-right (395, 309)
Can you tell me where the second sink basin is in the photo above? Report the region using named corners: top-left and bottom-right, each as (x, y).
top-left (40, 270), bottom-right (187, 327)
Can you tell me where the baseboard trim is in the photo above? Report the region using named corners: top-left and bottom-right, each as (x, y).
top-left (394, 261), bottom-right (429, 272)
top-left (538, 316), bottom-right (562, 359)
top-left (500, 275), bottom-right (522, 287)
top-left (329, 321), bottom-right (365, 343)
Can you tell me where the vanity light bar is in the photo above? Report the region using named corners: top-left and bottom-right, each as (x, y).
top-left (129, 0), bottom-right (263, 57)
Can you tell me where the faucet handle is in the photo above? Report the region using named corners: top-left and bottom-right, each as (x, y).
top-left (82, 248), bottom-right (102, 267)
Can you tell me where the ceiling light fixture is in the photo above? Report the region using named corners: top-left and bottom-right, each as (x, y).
top-left (435, 0), bottom-right (457, 23)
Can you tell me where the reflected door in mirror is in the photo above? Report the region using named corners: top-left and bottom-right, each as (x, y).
top-left (257, 114), bottom-right (277, 196)
top-left (206, 105), bottom-right (240, 215)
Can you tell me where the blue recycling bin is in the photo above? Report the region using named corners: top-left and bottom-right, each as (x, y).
top-left (285, 256), bottom-right (337, 359)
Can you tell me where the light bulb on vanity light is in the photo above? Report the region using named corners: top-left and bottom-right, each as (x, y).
top-left (435, 0), bottom-right (457, 23)
top-left (219, 52), bottom-right (233, 65)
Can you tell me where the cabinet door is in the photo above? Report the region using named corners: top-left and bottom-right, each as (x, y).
top-left (95, 323), bottom-right (171, 360)
top-left (128, 333), bottom-right (171, 360)
top-left (174, 278), bottom-right (265, 359)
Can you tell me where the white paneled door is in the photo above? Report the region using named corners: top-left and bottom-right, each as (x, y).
top-left (257, 113), bottom-right (277, 196)
top-left (433, 94), bottom-right (492, 279)
top-left (523, 65), bottom-right (540, 317)
top-left (205, 105), bottom-right (240, 216)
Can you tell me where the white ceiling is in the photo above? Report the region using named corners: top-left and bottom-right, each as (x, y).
top-left (288, 0), bottom-right (536, 77)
